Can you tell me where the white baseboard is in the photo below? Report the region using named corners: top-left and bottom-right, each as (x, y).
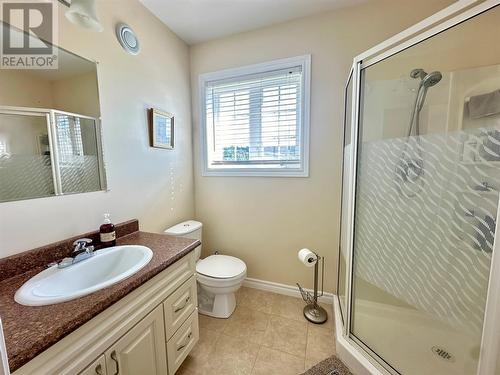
top-left (243, 277), bottom-right (334, 304)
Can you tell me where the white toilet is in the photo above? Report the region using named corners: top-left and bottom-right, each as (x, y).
top-left (164, 220), bottom-right (246, 318)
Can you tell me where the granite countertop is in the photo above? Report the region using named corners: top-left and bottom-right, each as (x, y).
top-left (0, 230), bottom-right (200, 372)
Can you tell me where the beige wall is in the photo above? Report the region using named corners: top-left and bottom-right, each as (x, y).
top-left (0, 64), bottom-right (99, 118)
top-left (51, 71), bottom-right (100, 118)
top-left (190, 0), bottom-right (454, 292)
top-left (0, 0), bottom-right (194, 256)
top-left (0, 70), bottom-right (54, 108)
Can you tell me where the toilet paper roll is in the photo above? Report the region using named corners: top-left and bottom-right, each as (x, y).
top-left (298, 248), bottom-right (317, 267)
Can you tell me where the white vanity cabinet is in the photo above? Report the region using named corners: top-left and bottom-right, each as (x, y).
top-left (14, 251), bottom-right (198, 375)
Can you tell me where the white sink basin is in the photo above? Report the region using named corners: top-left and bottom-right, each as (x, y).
top-left (15, 245), bottom-right (153, 306)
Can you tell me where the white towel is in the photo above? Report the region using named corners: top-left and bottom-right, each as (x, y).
top-left (468, 89), bottom-right (500, 119)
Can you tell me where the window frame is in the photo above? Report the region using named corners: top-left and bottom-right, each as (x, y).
top-left (199, 55), bottom-right (311, 177)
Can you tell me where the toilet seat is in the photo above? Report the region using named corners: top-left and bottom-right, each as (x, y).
top-left (196, 255), bottom-right (246, 279)
top-left (197, 271), bottom-right (246, 288)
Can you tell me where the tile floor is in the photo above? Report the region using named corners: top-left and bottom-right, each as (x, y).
top-left (176, 287), bottom-right (336, 375)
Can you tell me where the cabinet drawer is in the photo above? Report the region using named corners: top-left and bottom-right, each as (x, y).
top-left (163, 275), bottom-right (197, 339)
top-left (167, 310), bottom-right (199, 375)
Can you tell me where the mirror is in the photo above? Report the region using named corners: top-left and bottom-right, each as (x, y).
top-left (0, 22), bottom-right (106, 203)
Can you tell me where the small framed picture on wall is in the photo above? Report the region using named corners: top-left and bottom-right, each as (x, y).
top-left (148, 108), bottom-right (174, 149)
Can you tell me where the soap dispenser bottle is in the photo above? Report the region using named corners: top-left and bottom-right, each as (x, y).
top-left (100, 213), bottom-right (116, 247)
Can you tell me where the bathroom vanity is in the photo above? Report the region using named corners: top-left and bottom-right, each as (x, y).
top-left (0, 220), bottom-right (200, 375)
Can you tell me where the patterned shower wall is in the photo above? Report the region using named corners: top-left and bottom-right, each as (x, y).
top-left (0, 155), bottom-right (54, 201)
top-left (60, 155), bottom-right (101, 194)
top-left (354, 126), bottom-right (500, 336)
top-left (0, 155), bottom-right (101, 201)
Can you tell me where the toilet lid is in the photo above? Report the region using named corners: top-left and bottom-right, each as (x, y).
top-left (196, 255), bottom-right (246, 279)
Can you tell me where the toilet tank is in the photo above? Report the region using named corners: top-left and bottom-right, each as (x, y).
top-left (164, 220), bottom-right (202, 260)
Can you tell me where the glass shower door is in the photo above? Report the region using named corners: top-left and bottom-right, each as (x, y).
top-left (338, 67), bottom-right (353, 324)
top-left (350, 6), bottom-right (500, 375)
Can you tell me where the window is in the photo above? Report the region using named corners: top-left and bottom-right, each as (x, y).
top-left (54, 113), bottom-right (84, 165)
top-left (200, 55), bottom-right (310, 177)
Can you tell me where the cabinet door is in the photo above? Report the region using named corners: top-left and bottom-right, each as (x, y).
top-left (105, 305), bottom-right (167, 375)
top-left (79, 355), bottom-right (107, 375)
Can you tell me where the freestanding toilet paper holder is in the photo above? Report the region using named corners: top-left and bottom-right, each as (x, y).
top-left (297, 252), bottom-right (328, 324)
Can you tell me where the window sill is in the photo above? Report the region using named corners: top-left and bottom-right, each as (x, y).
top-left (201, 168), bottom-right (309, 177)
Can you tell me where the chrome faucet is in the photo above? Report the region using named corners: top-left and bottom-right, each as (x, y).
top-left (56, 238), bottom-right (95, 268)
top-left (73, 238), bottom-right (95, 260)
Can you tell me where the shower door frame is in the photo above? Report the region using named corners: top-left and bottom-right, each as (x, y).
top-left (339, 1), bottom-right (500, 374)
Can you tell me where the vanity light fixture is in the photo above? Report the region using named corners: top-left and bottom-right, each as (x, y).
top-left (65, 0), bottom-right (104, 32)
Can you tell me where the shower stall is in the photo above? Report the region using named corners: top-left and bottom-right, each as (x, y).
top-left (336, 1), bottom-right (500, 374)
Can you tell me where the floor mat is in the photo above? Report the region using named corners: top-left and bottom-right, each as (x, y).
top-left (301, 355), bottom-right (353, 375)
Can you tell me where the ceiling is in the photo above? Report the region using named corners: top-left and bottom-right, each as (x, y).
top-left (140, 0), bottom-right (366, 45)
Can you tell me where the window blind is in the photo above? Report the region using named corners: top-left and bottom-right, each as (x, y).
top-left (55, 114), bottom-right (84, 164)
top-left (205, 66), bottom-right (303, 169)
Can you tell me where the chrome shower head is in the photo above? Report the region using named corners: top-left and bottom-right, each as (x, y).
top-left (421, 71), bottom-right (442, 88)
top-left (410, 69), bottom-right (442, 88)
